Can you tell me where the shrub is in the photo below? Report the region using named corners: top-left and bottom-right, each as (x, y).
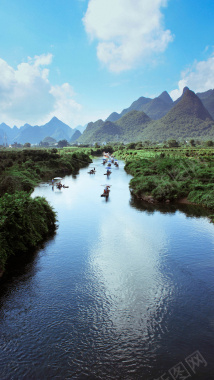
top-left (0, 191), bottom-right (57, 271)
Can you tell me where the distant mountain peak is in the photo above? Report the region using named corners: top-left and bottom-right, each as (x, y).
top-left (197, 89), bottom-right (214, 99)
top-left (50, 116), bottom-right (60, 122)
top-left (166, 88), bottom-right (213, 121)
top-left (173, 86), bottom-right (190, 106)
top-left (106, 112), bottom-right (120, 122)
top-left (158, 91), bottom-right (173, 104)
top-left (183, 86), bottom-right (189, 94)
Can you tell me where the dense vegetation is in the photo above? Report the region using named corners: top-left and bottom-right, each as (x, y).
top-left (0, 192), bottom-right (57, 273)
top-left (0, 148), bottom-right (92, 196)
top-left (113, 145), bottom-right (214, 222)
top-left (0, 148), bottom-right (92, 274)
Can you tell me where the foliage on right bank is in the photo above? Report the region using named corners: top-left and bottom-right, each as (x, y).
top-left (114, 148), bottom-right (214, 220)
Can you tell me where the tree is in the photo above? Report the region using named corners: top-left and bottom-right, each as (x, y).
top-left (126, 142), bottom-right (136, 149)
top-left (136, 142), bottom-right (143, 149)
top-left (24, 142), bottom-right (31, 148)
top-left (205, 140), bottom-right (214, 147)
top-left (167, 139), bottom-right (179, 148)
top-left (189, 139), bottom-right (195, 147)
top-left (58, 140), bottom-right (69, 148)
top-left (39, 141), bottom-right (49, 147)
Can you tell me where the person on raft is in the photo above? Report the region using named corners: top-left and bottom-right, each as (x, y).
top-left (104, 185), bottom-right (110, 193)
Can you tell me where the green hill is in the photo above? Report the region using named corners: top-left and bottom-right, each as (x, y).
top-left (77, 119), bottom-right (104, 143)
top-left (78, 88), bottom-right (214, 144)
top-left (139, 89), bottom-right (214, 141)
top-left (106, 112), bottom-right (121, 122)
top-left (70, 130), bottom-right (81, 143)
top-left (90, 121), bottom-right (121, 143)
top-left (79, 111), bottom-right (151, 144)
top-left (77, 120), bottom-right (120, 144)
top-left (116, 110), bottom-right (150, 128)
top-left (42, 136), bottom-right (57, 145)
top-left (163, 88), bottom-right (212, 121)
top-left (141, 97), bottom-right (172, 119)
top-left (115, 110), bottom-right (151, 141)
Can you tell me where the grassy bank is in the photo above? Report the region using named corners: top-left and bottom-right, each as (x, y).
top-left (0, 148), bottom-right (92, 196)
top-left (0, 148), bottom-right (92, 274)
top-left (114, 147), bottom-right (214, 222)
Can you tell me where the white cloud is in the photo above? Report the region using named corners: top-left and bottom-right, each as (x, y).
top-left (33, 53), bottom-right (53, 67)
top-left (83, 0), bottom-right (173, 72)
top-left (170, 55), bottom-right (214, 100)
top-left (48, 83), bottom-right (82, 124)
top-left (0, 54), bottom-right (83, 128)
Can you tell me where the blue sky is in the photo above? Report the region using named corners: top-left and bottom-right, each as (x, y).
top-left (0, 0), bottom-right (214, 128)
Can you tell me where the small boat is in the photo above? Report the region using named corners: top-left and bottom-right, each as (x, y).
top-left (56, 182), bottom-right (63, 189)
top-left (56, 182), bottom-right (69, 189)
top-left (104, 170), bottom-right (111, 176)
top-left (52, 177), bottom-right (62, 185)
top-left (101, 186), bottom-right (110, 198)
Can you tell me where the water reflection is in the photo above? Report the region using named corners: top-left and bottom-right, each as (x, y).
top-left (89, 215), bottom-right (173, 333)
top-left (0, 234), bottom-right (56, 302)
top-left (130, 196), bottom-right (212, 219)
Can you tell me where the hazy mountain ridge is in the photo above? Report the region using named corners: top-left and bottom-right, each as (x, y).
top-left (70, 130), bottom-right (82, 142)
top-left (79, 88), bottom-right (214, 143)
top-left (106, 91), bottom-right (173, 122)
top-left (197, 89), bottom-right (214, 119)
top-left (106, 95), bottom-right (152, 122)
top-left (138, 89), bottom-right (214, 142)
top-left (1, 87), bottom-right (214, 145)
top-left (0, 117), bottom-right (82, 145)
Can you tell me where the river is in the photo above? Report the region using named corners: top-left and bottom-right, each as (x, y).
top-left (0, 158), bottom-right (214, 379)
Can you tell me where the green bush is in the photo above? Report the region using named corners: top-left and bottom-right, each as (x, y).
top-left (0, 191), bottom-right (57, 271)
top-left (119, 149), bottom-right (214, 214)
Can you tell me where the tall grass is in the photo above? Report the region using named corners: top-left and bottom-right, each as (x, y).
top-left (114, 147), bottom-right (214, 217)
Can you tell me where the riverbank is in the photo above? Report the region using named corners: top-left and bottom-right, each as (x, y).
top-left (0, 148), bottom-right (92, 195)
top-left (113, 147), bottom-right (214, 222)
top-left (0, 148), bottom-right (92, 275)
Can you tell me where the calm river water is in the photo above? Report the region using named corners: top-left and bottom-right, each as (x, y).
top-left (0, 158), bottom-right (214, 380)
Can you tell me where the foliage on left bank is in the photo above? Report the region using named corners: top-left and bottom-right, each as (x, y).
top-left (0, 148), bottom-right (92, 274)
top-left (0, 148), bottom-right (92, 195)
top-left (0, 192), bottom-right (57, 273)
